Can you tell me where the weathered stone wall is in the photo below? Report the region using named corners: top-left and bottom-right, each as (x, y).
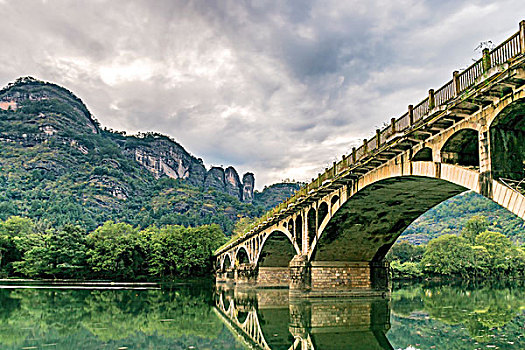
top-left (257, 267), bottom-right (290, 287)
top-left (310, 262), bottom-right (372, 290)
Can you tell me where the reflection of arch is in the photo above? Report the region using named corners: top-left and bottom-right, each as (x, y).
top-left (257, 230), bottom-right (298, 267)
top-left (295, 215), bottom-right (303, 249)
top-left (317, 202), bottom-right (329, 230)
top-left (307, 208), bottom-right (316, 245)
top-left (441, 129), bottom-right (479, 167)
top-left (311, 176), bottom-right (466, 262)
top-left (490, 98), bottom-right (525, 181)
top-left (237, 311), bottom-right (248, 324)
top-left (236, 247), bottom-right (250, 265)
top-left (412, 147), bottom-right (433, 161)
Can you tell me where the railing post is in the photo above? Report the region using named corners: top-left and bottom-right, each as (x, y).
top-left (408, 105), bottom-right (414, 126)
top-left (333, 161), bottom-right (336, 176)
top-left (453, 70), bottom-right (460, 97)
top-left (391, 117), bottom-right (396, 134)
top-left (428, 89), bottom-right (435, 110)
top-left (352, 147), bottom-right (356, 163)
top-left (376, 129), bottom-right (381, 147)
top-left (363, 139), bottom-right (368, 154)
top-left (482, 48), bottom-right (491, 72)
top-left (520, 21), bottom-right (525, 54)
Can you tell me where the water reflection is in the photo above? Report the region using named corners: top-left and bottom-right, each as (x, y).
top-left (389, 280), bottom-right (525, 350)
top-left (0, 281), bottom-right (245, 349)
top-left (0, 281), bottom-right (522, 349)
top-left (215, 285), bottom-right (393, 350)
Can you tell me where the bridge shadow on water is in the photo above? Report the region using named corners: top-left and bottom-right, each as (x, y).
top-left (214, 285), bottom-right (393, 350)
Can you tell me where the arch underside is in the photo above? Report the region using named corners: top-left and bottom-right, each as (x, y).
top-left (258, 231), bottom-right (296, 267)
top-left (313, 176), bottom-right (466, 262)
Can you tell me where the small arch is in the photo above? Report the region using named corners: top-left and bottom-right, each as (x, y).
top-left (307, 208), bottom-right (317, 245)
top-left (295, 214), bottom-right (303, 249)
top-left (237, 311), bottom-right (249, 324)
top-left (236, 247), bottom-right (250, 265)
top-left (490, 98), bottom-right (525, 182)
top-left (441, 128), bottom-right (479, 168)
top-left (317, 202), bottom-right (329, 230)
top-left (331, 195), bottom-right (339, 207)
top-left (412, 147), bottom-right (433, 161)
top-left (223, 254), bottom-right (233, 270)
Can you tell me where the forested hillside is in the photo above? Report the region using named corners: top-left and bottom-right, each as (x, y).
top-left (403, 191), bottom-right (525, 244)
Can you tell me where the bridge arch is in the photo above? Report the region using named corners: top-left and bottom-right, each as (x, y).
top-left (294, 214), bottom-right (303, 249)
top-left (412, 147), bottom-right (433, 162)
top-left (310, 175), bottom-right (467, 262)
top-left (255, 230), bottom-right (298, 267)
top-left (489, 97), bottom-right (525, 182)
top-left (441, 128), bottom-right (479, 168)
top-left (317, 202), bottom-right (329, 230)
top-left (235, 246), bottom-right (250, 265)
top-left (222, 253), bottom-right (233, 271)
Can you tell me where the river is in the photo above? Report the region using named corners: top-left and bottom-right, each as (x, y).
top-left (0, 280), bottom-right (522, 349)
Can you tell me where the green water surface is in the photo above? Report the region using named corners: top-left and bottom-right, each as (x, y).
top-left (0, 280), bottom-right (522, 349)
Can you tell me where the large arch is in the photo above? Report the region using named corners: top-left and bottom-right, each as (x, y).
top-left (311, 176), bottom-right (466, 262)
top-left (490, 98), bottom-right (525, 183)
top-left (257, 230), bottom-right (297, 267)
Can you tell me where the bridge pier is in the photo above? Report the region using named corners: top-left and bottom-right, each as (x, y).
top-left (290, 260), bottom-right (390, 298)
top-left (256, 266), bottom-right (290, 287)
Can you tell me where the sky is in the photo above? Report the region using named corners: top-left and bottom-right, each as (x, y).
top-left (0, 0), bottom-right (523, 189)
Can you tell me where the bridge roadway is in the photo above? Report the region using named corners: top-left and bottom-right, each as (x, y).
top-left (215, 21), bottom-right (525, 297)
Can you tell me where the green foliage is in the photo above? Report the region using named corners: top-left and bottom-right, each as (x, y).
top-left (13, 224), bottom-right (88, 278)
top-left (461, 215), bottom-right (489, 243)
top-left (421, 229), bottom-right (525, 278)
top-left (390, 261), bottom-right (423, 279)
top-left (0, 216), bottom-right (225, 281)
top-left (148, 224), bottom-right (225, 278)
top-left (403, 192), bottom-right (525, 244)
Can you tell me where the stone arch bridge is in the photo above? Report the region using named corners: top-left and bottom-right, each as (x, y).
top-left (215, 21), bottom-right (525, 297)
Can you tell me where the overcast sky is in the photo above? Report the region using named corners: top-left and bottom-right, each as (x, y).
top-left (0, 0), bottom-right (523, 188)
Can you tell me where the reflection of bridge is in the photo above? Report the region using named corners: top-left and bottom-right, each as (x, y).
top-left (214, 286), bottom-right (393, 350)
top-left (215, 21), bottom-right (525, 297)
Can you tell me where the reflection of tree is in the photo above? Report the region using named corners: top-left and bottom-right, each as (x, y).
top-left (0, 283), bottom-right (225, 347)
top-left (391, 281), bottom-right (525, 343)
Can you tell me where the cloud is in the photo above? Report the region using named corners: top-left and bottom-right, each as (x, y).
top-left (0, 0), bottom-right (524, 188)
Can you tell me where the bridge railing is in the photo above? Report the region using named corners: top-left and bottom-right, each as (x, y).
top-left (216, 22), bottom-right (525, 255)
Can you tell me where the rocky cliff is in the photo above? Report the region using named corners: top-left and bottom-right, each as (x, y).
top-left (0, 77), bottom-right (264, 233)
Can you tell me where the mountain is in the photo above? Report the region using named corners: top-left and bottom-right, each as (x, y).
top-left (0, 77), bottom-right (296, 233)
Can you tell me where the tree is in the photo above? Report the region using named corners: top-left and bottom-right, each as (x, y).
top-left (13, 224), bottom-right (88, 278)
top-left (421, 234), bottom-right (482, 277)
top-left (86, 221), bottom-right (149, 280)
top-left (461, 215), bottom-right (489, 244)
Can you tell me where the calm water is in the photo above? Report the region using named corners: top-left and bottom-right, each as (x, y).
top-left (0, 280), bottom-right (523, 349)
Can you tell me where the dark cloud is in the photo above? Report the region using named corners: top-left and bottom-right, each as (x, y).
top-left (0, 0), bottom-right (523, 186)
